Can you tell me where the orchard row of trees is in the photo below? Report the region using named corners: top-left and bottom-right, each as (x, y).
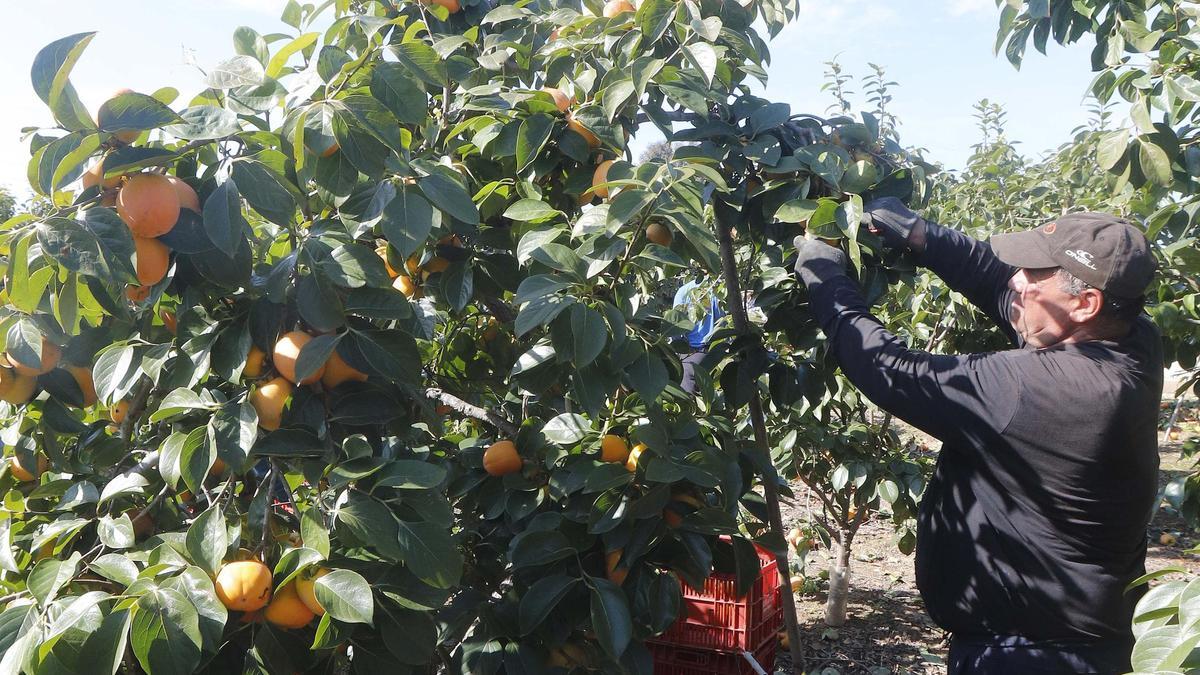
top-left (1, 0), bottom-right (1198, 673)
top-left (0, 0), bottom-right (940, 672)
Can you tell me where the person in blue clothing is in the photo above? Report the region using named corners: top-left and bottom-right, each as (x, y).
top-left (672, 276), bottom-right (725, 393)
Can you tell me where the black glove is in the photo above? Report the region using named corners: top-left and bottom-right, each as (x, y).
top-left (793, 236), bottom-right (848, 286)
top-left (863, 197), bottom-right (926, 252)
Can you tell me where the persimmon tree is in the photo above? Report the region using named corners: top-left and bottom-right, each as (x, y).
top-left (0, 0), bottom-right (931, 672)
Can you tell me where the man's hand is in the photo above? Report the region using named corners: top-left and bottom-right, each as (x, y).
top-left (793, 236), bottom-right (848, 285)
top-left (864, 197), bottom-right (927, 253)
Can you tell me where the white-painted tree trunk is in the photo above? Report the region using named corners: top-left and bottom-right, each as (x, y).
top-left (824, 535), bottom-right (852, 626)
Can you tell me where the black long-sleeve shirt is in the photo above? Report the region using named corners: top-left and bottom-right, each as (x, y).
top-left (802, 222), bottom-right (1163, 646)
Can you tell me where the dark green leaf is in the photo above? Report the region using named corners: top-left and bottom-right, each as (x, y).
top-left (510, 530), bottom-right (574, 568)
top-left (419, 172), bottom-right (478, 225)
top-left (391, 41), bottom-right (448, 87)
top-left (202, 177), bottom-right (248, 257)
top-left (395, 519), bottom-right (463, 589)
top-left (519, 575), bottom-right (577, 635)
top-left (370, 63), bottom-right (429, 125)
top-left (590, 579), bottom-right (633, 657)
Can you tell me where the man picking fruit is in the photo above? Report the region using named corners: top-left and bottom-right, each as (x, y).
top-left (793, 198), bottom-right (1161, 674)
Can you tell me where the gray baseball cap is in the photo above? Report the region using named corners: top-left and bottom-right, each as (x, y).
top-left (988, 212), bottom-right (1156, 298)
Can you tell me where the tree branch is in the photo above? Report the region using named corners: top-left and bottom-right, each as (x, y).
top-left (714, 198), bottom-right (806, 674)
top-left (118, 378), bottom-right (155, 441)
top-left (424, 387), bottom-right (519, 438)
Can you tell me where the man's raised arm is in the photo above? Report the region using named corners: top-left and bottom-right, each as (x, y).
top-left (865, 198), bottom-right (1019, 345)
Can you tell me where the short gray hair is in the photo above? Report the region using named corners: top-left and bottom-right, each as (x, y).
top-left (1056, 268), bottom-right (1091, 296)
top-left (1055, 268), bottom-right (1144, 324)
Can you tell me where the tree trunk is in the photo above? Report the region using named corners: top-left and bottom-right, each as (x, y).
top-left (824, 532), bottom-right (852, 626)
top-left (713, 201), bottom-right (805, 673)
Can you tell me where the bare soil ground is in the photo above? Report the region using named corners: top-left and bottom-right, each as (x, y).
top-left (770, 382), bottom-right (1200, 675)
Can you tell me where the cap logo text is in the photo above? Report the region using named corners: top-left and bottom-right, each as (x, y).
top-left (1064, 249), bottom-right (1098, 270)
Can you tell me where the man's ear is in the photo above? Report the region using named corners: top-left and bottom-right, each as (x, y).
top-left (1071, 288), bottom-right (1105, 323)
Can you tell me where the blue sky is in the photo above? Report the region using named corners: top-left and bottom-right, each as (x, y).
top-left (0, 0), bottom-right (1101, 200)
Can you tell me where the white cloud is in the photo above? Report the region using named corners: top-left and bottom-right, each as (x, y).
top-left (947, 0), bottom-right (993, 16)
top-left (210, 0), bottom-right (285, 14)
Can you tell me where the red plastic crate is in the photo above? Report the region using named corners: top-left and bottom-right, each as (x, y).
top-left (652, 544), bottom-right (783, 652)
top-left (649, 637), bottom-right (777, 675)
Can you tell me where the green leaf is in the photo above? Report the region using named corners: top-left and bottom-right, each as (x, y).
top-left (0, 519), bottom-right (17, 573)
top-left (332, 108), bottom-right (388, 178)
top-left (437, 261), bottom-right (473, 313)
top-left (28, 555), bottom-right (79, 607)
top-left (324, 241), bottom-right (388, 285)
top-left (371, 460), bottom-right (448, 490)
top-left (166, 105), bottom-right (241, 140)
top-left (313, 569), bottom-right (374, 625)
top-left (266, 32), bottom-right (319, 78)
top-left (394, 519), bottom-right (462, 589)
top-left (380, 608), bottom-right (438, 666)
top-left (163, 567), bottom-right (228, 654)
top-left (97, 514), bottom-right (135, 549)
top-left (419, 172), bottom-right (479, 225)
top-left (207, 55), bottom-right (266, 89)
top-left (516, 296), bottom-right (575, 337)
top-left (230, 158), bottom-right (298, 226)
top-left (345, 329), bottom-right (420, 384)
top-left (78, 607), bottom-right (132, 675)
top-left (510, 530), bottom-right (574, 568)
top-left (1130, 624), bottom-right (1200, 672)
top-left (602, 80), bottom-right (636, 122)
top-left (295, 334), bottom-right (341, 384)
top-left (92, 344), bottom-right (139, 406)
top-left (185, 507), bottom-right (227, 575)
top-left (1138, 137), bottom-right (1174, 187)
top-left (519, 574), bottom-right (577, 635)
top-left (1127, 567), bottom-right (1189, 593)
top-left (297, 273), bottom-right (345, 332)
top-left (131, 588), bottom-right (203, 675)
top-left (301, 507), bottom-right (330, 558)
top-left (382, 185), bottom-right (439, 258)
top-left (570, 304), bottom-right (607, 368)
top-left (251, 429), bottom-right (325, 457)
top-left (636, 0), bottom-right (676, 43)
top-left (590, 579), bottom-right (633, 657)
top-left (96, 92), bottom-right (182, 133)
top-left (31, 32), bottom-right (96, 131)
top-left (391, 41), bottom-right (448, 87)
top-left (370, 63), bottom-right (429, 125)
top-left (202, 177), bottom-right (248, 257)
top-left (607, 189), bottom-right (655, 228)
top-left (317, 45), bottom-right (352, 82)
top-left (1134, 580), bottom-right (1187, 623)
top-left (1097, 128), bottom-right (1129, 171)
top-left (542, 413), bottom-right (592, 445)
top-left (503, 199), bottom-right (561, 223)
top-left (626, 350), bottom-right (668, 401)
top-left (90, 553), bottom-right (138, 586)
top-left (44, 591), bottom-right (111, 647)
top-left (344, 287), bottom-right (413, 320)
top-left (516, 114), bottom-right (554, 173)
top-left (683, 43), bottom-right (717, 87)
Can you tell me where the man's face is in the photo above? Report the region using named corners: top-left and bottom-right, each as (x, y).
top-left (1008, 267), bottom-right (1080, 348)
